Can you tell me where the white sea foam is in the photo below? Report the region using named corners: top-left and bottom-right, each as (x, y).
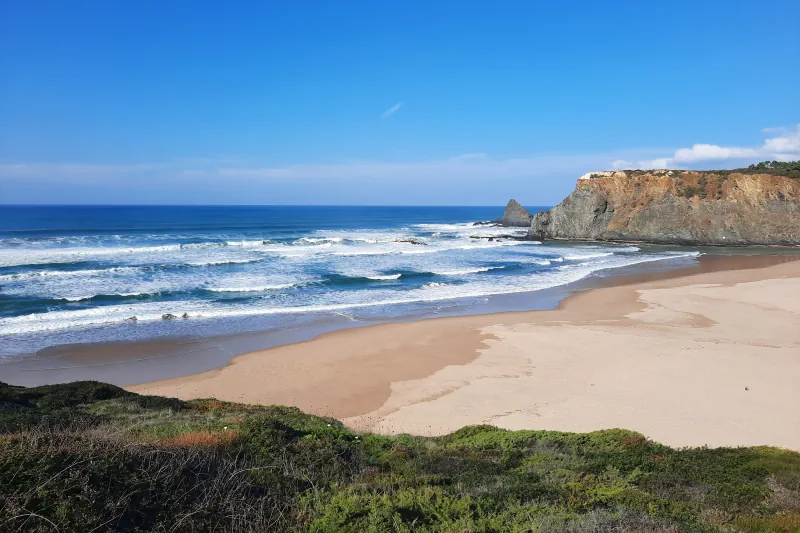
top-left (0, 249), bottom-right (701, 337)
top-left (186, 258), bottom-right (262, 266)
top-left (0, 244), bottom-right (184, 268)
top-left (432, 266), bottom-right (503, 276)
top-left (331, 249), bottom-right (397, 257)
top-left (180, 242), bottom-right (227, 249)
top-left (525, 259), bottom-right (552, 266)
top-left (366, 274), bottom-right (402, 280)
top-left (0, 266), bottom-right (140, 282)
top-left (414, 222), bottom-right (527, 238)
top-left (0, 217), bottom-right (702, 343)
top-left (224, 240), bottom-right (272, 247)
top-left (326, 239), bottom-right (530, 258)
top-left (294, 237), bottom-right (344, 245)
top-left (563, 252), bottom-right (614, 260)
top-left (207, 283), bottom-right (298, 293)
top-left (61, 292), bottom-right (151, 302)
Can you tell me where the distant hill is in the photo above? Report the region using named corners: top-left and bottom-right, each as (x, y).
top-left (527, 162), bottom-right (800, 245)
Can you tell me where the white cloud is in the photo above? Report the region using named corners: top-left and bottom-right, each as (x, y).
top-left (672, 144), bottom-right (759, 163)
top-left (380, 102), bottom-right (402, 119)
top-left (621, 124), bottom-right (800, 169)
top-left (763, 131), bottom-right (800, 155)
top-left (643, 158), bottom-right (674, 169)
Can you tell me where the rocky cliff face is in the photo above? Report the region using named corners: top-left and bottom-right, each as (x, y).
top-left (528, 170), bottom-right (800, 245)
top-left (498, 199), bottom-right (533, 227)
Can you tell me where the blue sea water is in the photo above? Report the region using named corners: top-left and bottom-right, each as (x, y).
top-left (0, 205), bottom-right (700, 358)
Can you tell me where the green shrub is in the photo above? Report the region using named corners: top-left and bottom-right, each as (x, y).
top-left (0, 380), bottom-right (132, 410)
top-left (128, 393), bottom-right (184, 411)
top-left (1, 381), bottom-right (799, 532)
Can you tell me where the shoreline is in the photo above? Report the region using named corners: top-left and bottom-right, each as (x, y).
top-left (1, 253), bottom-right (791, 388)
top-left (131, 255), bottom-right (800, 450)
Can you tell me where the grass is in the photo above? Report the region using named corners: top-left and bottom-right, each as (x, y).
top-left (1, 381), bottom-right (799, 532)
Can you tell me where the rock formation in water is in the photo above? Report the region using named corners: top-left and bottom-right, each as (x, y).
top-left (497, 199), bottom-right (534, 227)
top-left (527, 168), bottom-right (800, 245)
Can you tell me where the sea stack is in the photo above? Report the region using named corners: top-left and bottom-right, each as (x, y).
top-left (528, 168), bottom-right (800, 245)
top-left (498, 199), bottom-right (534, 227)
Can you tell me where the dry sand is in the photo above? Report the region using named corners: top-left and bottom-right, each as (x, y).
top-left (132, 259), bottom-right (800, 450)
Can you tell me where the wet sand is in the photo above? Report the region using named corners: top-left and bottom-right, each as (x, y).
top-left (131, 255), bottom-right (800, 450)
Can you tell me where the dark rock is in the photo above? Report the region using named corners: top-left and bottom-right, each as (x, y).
top-left (470, 233), bottom-right (527, 241)
top-left (125, 316), bottom-right (137, 322)
top-left (472, 220), bottom-right (502, 226)
top-left (497, 199), bottom-right (533, 227)
top-left (396, 238), bottom-right (427, 245)
top-left (181, 313), bottom-right (189, 319)
top-left (162, 313), bottom-right (178, 320)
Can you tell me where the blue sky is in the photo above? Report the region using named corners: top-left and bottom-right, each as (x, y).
top-left (1, 1), bottom-right (798, 205)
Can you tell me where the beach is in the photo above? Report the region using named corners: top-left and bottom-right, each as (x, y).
top-left (132, 255), bottom-right (800, 451)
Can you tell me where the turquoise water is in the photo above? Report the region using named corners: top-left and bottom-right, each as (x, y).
top-left (0, 205), bottom-right (700, 357)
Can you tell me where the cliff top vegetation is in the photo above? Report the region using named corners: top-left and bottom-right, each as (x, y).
top-left (619, 161), bottom-right (800, 180)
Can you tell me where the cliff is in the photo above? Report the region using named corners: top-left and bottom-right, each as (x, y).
top-left (529, 169), bottom-right (800, 245)
top-left (497, 199), bottom-right (533, 227)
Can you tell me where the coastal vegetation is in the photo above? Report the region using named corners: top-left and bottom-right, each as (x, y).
top-left (1, 381), bottom-right (799, 532)
top-left (745, 161), bottom-right (800, 179)
top-left (622, 161), bottom-right (800, 179)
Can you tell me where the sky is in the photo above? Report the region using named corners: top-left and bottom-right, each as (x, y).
top-left (1, 1), bottom-right (798, 206)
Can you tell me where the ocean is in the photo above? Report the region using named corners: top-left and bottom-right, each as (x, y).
top-left (0, 205), bottom-right (701, 358)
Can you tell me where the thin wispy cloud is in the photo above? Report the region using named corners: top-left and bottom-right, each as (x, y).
top-left (0, 152), bottom-right (631, 205)
top-left (217, 152), bottom-right (641, 181)
top-left (0, 152), bottom-right (634, 184)
top-left (4, 124), bottom-right (798, 202)
top-left (380, 102), bottom-right (402, 119)
top-left (0, 162), bottom-right (167, 184)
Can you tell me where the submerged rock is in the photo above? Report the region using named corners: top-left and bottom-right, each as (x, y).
top-left (497, 199), bottom-right (533, 227)
top-left (396, 238), bottom-right (427, 245)
top-left (472, 220), bottom-right (502, 226)
top-left (470, 233), bottom-right (526, 241)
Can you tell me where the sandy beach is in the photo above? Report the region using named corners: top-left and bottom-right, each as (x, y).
top-left (132, 257), bottom-right (800, 450)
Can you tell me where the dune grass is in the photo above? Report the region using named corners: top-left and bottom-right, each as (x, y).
top-left (1, 380), bottom-right (799, 532)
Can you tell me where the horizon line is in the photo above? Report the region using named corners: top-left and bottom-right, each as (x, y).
top-left (0, 203), bottom-right (551, 208)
